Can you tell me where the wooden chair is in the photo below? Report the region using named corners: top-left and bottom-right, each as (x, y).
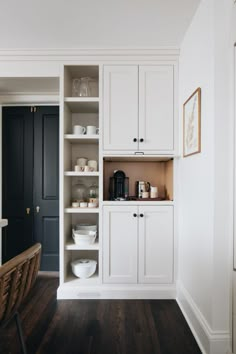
top-left (0, 243), bottom-right (41, 354)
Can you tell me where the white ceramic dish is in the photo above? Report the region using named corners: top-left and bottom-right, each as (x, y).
top-left (75, 224), bottom-right (97, 231)
top-left (71, 259), bottom-right (97, 278)
top-left (88, 202), bottom-right (98, 208)
top-left (72, 229), bottom-right (96, 245)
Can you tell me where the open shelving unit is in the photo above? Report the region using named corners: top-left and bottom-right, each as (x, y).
top-left (60, 64), bottom-right (102, 290)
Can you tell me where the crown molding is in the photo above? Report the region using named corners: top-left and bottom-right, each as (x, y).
top-left (0, 47), bottom-right (180, 61)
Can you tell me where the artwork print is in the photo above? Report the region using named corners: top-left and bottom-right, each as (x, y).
top-left (183, 88), bottom-right (201, 157)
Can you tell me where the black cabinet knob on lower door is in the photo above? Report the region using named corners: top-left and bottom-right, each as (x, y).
top-left (133, 138), bottom-right (137, 142)
top-left (140, 138), bottom-right (144, 142)
top-left (140, 214), bottom-right (144, 217)
top-left (133, 213), bottom-right (137, 217)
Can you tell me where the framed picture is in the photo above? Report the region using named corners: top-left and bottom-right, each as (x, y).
top-left (183, 87), bottom-right (201, 157)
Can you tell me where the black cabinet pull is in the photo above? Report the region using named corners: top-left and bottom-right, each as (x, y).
top-left (133, 213), bottom-right (137, 217)
top-left (140, 138), bottom-right (144, 142)
top-left (140, 214), bottom-right (144, 217)
top-left (133, 138), bottom-right (137, 142)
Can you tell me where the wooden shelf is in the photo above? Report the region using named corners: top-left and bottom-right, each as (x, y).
top-left (103, 155), bottom-right (174, 162)
top-left (65, 208), bottom-right (100, 213)
top-left (102, 200), bottom-right (174, 206)
top-left (64, 171), bottom-right (99, 177)
top-left (64, 134), bottom-right (99, 144)
top-left (65, 241), bottom-right (99, 250)
top-left (64, 271), bottom-right (100, 286)
top-left (64, 98), bottom-right (99, 113)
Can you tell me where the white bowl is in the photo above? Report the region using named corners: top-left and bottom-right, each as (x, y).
top-left (71, 259), bottom-right (97, 278)
top-left (72, 229), bottom-right (96, 245)
top-left (75, 224), bottom-right (97, 232)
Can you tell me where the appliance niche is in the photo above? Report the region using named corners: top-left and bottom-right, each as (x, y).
top-left (103, 157), bottom-right (173, 202)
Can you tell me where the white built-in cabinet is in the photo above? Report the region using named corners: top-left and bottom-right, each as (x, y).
top-left (103, 205), bottom-right (173, 284)
top-left (103, 65), bottom-right (174, 153)
top-left (58, 54), bottom-right (177, 300)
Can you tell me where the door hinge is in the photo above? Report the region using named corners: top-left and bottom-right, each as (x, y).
top-left (31, 106), bottom-right (37, 113)
top-left (34, 106), bottom-right (37, 113)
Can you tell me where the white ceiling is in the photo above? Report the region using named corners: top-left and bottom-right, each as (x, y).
top-left (0, 0), bottom-right (200, 48)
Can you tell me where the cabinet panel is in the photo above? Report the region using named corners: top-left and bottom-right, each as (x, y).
top-left (139, 206), bottom-right (173, 283)
top-left (103, 206), bottom-right (138, 283)
top-left (139, 66), bottom-right (174, 151)
top-left (103, 66), bottom-right (138, 151)
top-left (43, 114), bottom-right (59, 200)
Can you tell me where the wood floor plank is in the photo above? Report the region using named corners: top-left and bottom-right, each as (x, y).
top-left (0, 276), bottom-right (202, 354)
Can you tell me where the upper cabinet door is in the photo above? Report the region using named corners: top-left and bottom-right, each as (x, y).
top-left (103, 65), bottom-right (139, 151)
top-left (139, 65), bottom-right (174, 152)
top-left (138, 206), bottom-right (174, 284)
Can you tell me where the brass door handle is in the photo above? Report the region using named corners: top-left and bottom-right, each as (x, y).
top-left (26, 208), bottom-right (30, 215)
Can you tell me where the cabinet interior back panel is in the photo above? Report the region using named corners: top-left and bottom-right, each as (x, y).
top-left (103, 161), bottom-right (173, 200)
top-left (72, 113), bottom-right (99, 133)
top-left (71, 144), bottom-right (99, 171)
top-left (64, 65), bottom-right (99, 97)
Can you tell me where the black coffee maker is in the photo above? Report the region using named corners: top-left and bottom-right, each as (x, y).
top-left (109, 170), bottom-right (129, 200)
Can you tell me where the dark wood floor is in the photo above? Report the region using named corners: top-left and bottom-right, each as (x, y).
top-left (0, 275), bottom-right (201, 354)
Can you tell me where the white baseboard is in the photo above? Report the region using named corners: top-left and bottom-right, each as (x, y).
top-left (57, 284), bottom-right (176, 300)
top-left (177, 281), bottom-right (231, 354)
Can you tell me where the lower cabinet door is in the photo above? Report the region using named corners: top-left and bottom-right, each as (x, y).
top-left (138, 206), bottom-right (174, 284)
top-left (103, 206), bottom-right (138, 283)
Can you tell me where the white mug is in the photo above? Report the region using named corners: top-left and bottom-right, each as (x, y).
top-left (142, 191), bottom-right (149, 198)
top-left (77, 157), bottom-right (88, 167)
top-left (73, 125), bottom-right (86, 135)
top-left (84, 165), bottom-right (93, 172)
top-left (150, 186), bottom-right (158, 198)
top-left (86, 126), bottom-right (99, 135)
top-left (88, 160), bottom-right (98, 171)
top-left (74, 165), bottom-right (83, 172)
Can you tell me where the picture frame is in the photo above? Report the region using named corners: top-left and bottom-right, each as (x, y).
top-left (183, 87), bottom-right (201, 157)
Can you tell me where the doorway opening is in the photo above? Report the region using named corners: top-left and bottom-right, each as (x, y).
top-left (0, 76), bottom-right (60, 271)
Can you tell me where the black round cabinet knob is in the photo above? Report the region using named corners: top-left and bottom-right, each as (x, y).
top-left (133, 213), bottom-right (137, 217)
top-left (133, 138), bottom-right (137, 142)
top-left (140, 138), bottom-right (144, 142)
top-left (140, 214), bottom-right (144, 217)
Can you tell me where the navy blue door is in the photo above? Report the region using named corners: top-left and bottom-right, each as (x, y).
top-left (2, 106), bottom-right (59, 271)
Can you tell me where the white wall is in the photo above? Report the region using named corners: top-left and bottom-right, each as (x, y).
top-left (178, 0), bottom-right (236, 353)
top-left (0, 0), bottom-right (199, 48)
top-left (178, 0), bottom-right (215, 331)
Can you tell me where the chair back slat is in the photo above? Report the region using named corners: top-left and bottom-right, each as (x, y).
top-left (0, 243), bottom-right (41, 325)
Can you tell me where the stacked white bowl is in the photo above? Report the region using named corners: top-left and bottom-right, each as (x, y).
top-left (72, 224), bottom-right (97, 246)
